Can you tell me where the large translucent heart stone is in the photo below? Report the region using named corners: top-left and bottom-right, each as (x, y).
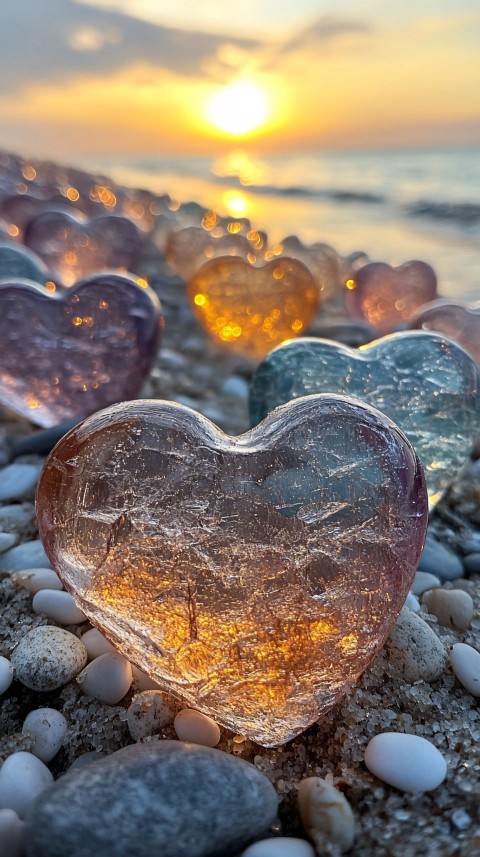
top-left (0, 274), bottom-right (162, 427)
top-left (24, 210), bottom-right (143, 286)
top-left (250, 332), bottom-right (480, 507)
top-left (187, 256), bottom-right (318, 359)
top-left (345, 260), bottom-right (437, 332)
top-left (36, 396), bottom-right (427, 746)
top-left (411, 300), bottom-right (480, 365)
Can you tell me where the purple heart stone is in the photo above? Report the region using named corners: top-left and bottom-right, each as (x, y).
top-left (411, 299), bottom-right (480, 365)
top-left (24, 210), bottom-right (144, 286)
top-left (345, 260), bottom-right (437, 333)
top-left (0, 273), bottom-right (162, 427)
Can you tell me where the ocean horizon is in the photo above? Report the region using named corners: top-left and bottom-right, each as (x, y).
top-left (80, 145), bottom-right (480, 303)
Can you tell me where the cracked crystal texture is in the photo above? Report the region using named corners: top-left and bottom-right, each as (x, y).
top-left (0, 274), bottom-right (162, 427)
top-left (187, 256), bottom-right (318, 360)
top-left (250, 332), bottom-right (480, 507)
top-left (24, 210), bottom-right (142, 286)
top-left (36, 396), bottom-right (427, 746)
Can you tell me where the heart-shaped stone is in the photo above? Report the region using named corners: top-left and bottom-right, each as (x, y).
top-left (167, 226), bottom-right (259, 281)
top-left (0, 274), bottom-right (162, 427)
top-left (411, 300), bottom-right (480, 365)
top-left (36, 396), bottom-right (427, 746)
top-left (188, 256), bottom-right (318, 360)
top-left (24, 210), bottom-right (143, 286)
top-left (0, 242), bottom-right (48, 284)
top-left (345, 261), bottom-right (437, 333)
top-left (250, 332), bottom-right (480, 506)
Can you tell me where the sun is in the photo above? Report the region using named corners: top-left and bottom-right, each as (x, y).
top-left (206, 81), bottom-right (270, 137)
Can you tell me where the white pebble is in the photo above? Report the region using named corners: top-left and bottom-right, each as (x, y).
top-left (11, 626), bottom-right (87, 691)
top-left (297, 777), bottom-right (355, 852)
top-left (127, 690), bottom-right (176, 740)
top-left (77, 653), bottom-right (132, 704)
top-left (364, 732), bottom-right (447, 792)
top-left (81, 628), bottom-right (117, 660)
top-left (0, 752), bottom-right (53, 818)
top-left (242, 838), bottom-right (315, 856)
top-left (422, 588), bottom-right (474, 632)
top-left (32, 590), bottom-right (87, 625)
top-left (0, 533), bottom-right (17, 553)
top-left (385, 607), bottom-right (446, 682)
top-left (131, 664), bottom-right (162, 691)
top-left (404, 591), bottom-right (420, 611)
top-left (0, 656), bottom-right (13, 695)
top-left (450, 643), bottom-right (480, 697)
top-left (22, 708), bottom-right (68, 762)
top-left (174, 709), bottom-right (221, 747)
top-left (11, 568), bottom-right (63, 595)
top-left (0, 464), bottom-right (39, 501)
top-left (0, 808), bottom-right (24, 857)
top-left (412, 571), bottom-right (441, 596)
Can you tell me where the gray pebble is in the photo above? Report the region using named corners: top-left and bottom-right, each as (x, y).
top-left (0, 503), bottom-right (36, 532)
top-left (422, 588), bottom-right (474, 632)
top-left (11, 626), bottom-right (87, 691)
top-left (384, 607), bottom-right (447, 682)
top-left (461, 536), bottom-right (480, 555)
top-left (0, 464), bottom-right (40, 502)
top-left (462, 553), bottom-right (480, 575)
top-left (417, 534), bottom-right (463, 581)
top-left (412, 571), bottom-right (441, 596)
top-left (24, 741), bottom-right (278, 857)
top-left (0, 540), bottom-right (50, 572)
top-left (127, 690), bottom-right (177, 740)
top-left (220, 375), bottom-right (250, 399)
top-left (0, 532), bottom-right (17, 553)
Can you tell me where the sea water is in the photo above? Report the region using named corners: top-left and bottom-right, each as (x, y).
top-left (84, 147), bottom-right (480, 302)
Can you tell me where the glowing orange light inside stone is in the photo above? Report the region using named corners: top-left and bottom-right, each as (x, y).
top-left (136, 278), bottom-right (148, 289)
top-left (22, 165), bottom-right (36, 181)
top-left (65, 187), bottom-right (80, 201)
top-left (346, 279), bottom-right (356, 290)
top-left (7, 225), bottom-right (19, 238)
top-left (194, 294), bottom-right (207, 306)
top-left (45, 281), bottom-right (57, 293)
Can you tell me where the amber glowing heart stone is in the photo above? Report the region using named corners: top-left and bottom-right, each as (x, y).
top-left (37, 397), bottom-right (427, 746)
top-left (0, 274), bottom-right (162, 427)
top-left (188, 256), bottom-right (318, 359)
top-left (346, 261), bottom-right (437, 333)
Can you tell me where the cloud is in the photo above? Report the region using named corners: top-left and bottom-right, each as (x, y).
top-left (0, 0), bottom-right (259, 94)
top-left (280, 15), bottom-right (372, 55)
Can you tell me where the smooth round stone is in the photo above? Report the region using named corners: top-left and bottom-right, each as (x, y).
top-left (76, 653), bottom-right (132, 704)
top-left (404, 591), bottom-right (420, 612)
top-left (417, 535), bottom-right (464, 581)
top-left (131, 664), bottom-right (162, 691)
top-left (24, 741), bottom-right (279, 857)
top-left (11, 626), bottom-right (87, 691)
top-left (220, 375), bottom-right (250, 399)
top-left (81, 628), bottom-right (116, 660)
top-left (0, 464), bottom-right (39, 502)
top-left (364, 733), bottom-right (447, 792)
top-left (0, 655), bottom-right (14, 694)
top-left (297, 777), bottom-right (355, 852)
top-left (461, 536), bottom-right (480, 555)
top-left (22, 708), bottom-right (68, 762)
top-left (242, 839), bottom-right (315, 857)
top-left (0, 807), bottom-right (24, 857)
top-left (0, 540), bottom-right (50, 572)
top-left (422, 588), bottom-right (474, 631)
top-left (0, 532), bottom-right (17, 553)
top-left (0, 752), bottom-right (54, 818)
top-left (127, 690), bottom-right (176, 740)
top-left (12, 568), bottom-right (63, 595)
top-left (32, 590), bottom-right (87, 625)
top-left (412, 571), bottom-right (441, 596)
top-left (174, 709), bottom-right (221, 747)
top-left (384, 607), bottom-right (446, 682)
top-left (450, 643), bottom-right (480, 696)
top-left (462, 553), bottom-right (480, 575)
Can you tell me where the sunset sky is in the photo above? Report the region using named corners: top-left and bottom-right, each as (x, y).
top-left (0, 0), bottom-right (479, 159)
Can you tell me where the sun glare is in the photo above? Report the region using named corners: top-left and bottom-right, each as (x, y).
top-left (206, 81), bottom-right (270, 137)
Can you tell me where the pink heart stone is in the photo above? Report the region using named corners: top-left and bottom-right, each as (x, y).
top-left (0, 274), bottom-right (162, 427)
top-left (36, 396), bottom-right (427, 745)
top-left (24, 210), bottom-right (143, 286)
top-left (345, 260), bottom-right (437, 333)
top-left (411, 300), bottom-right (480, 365)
